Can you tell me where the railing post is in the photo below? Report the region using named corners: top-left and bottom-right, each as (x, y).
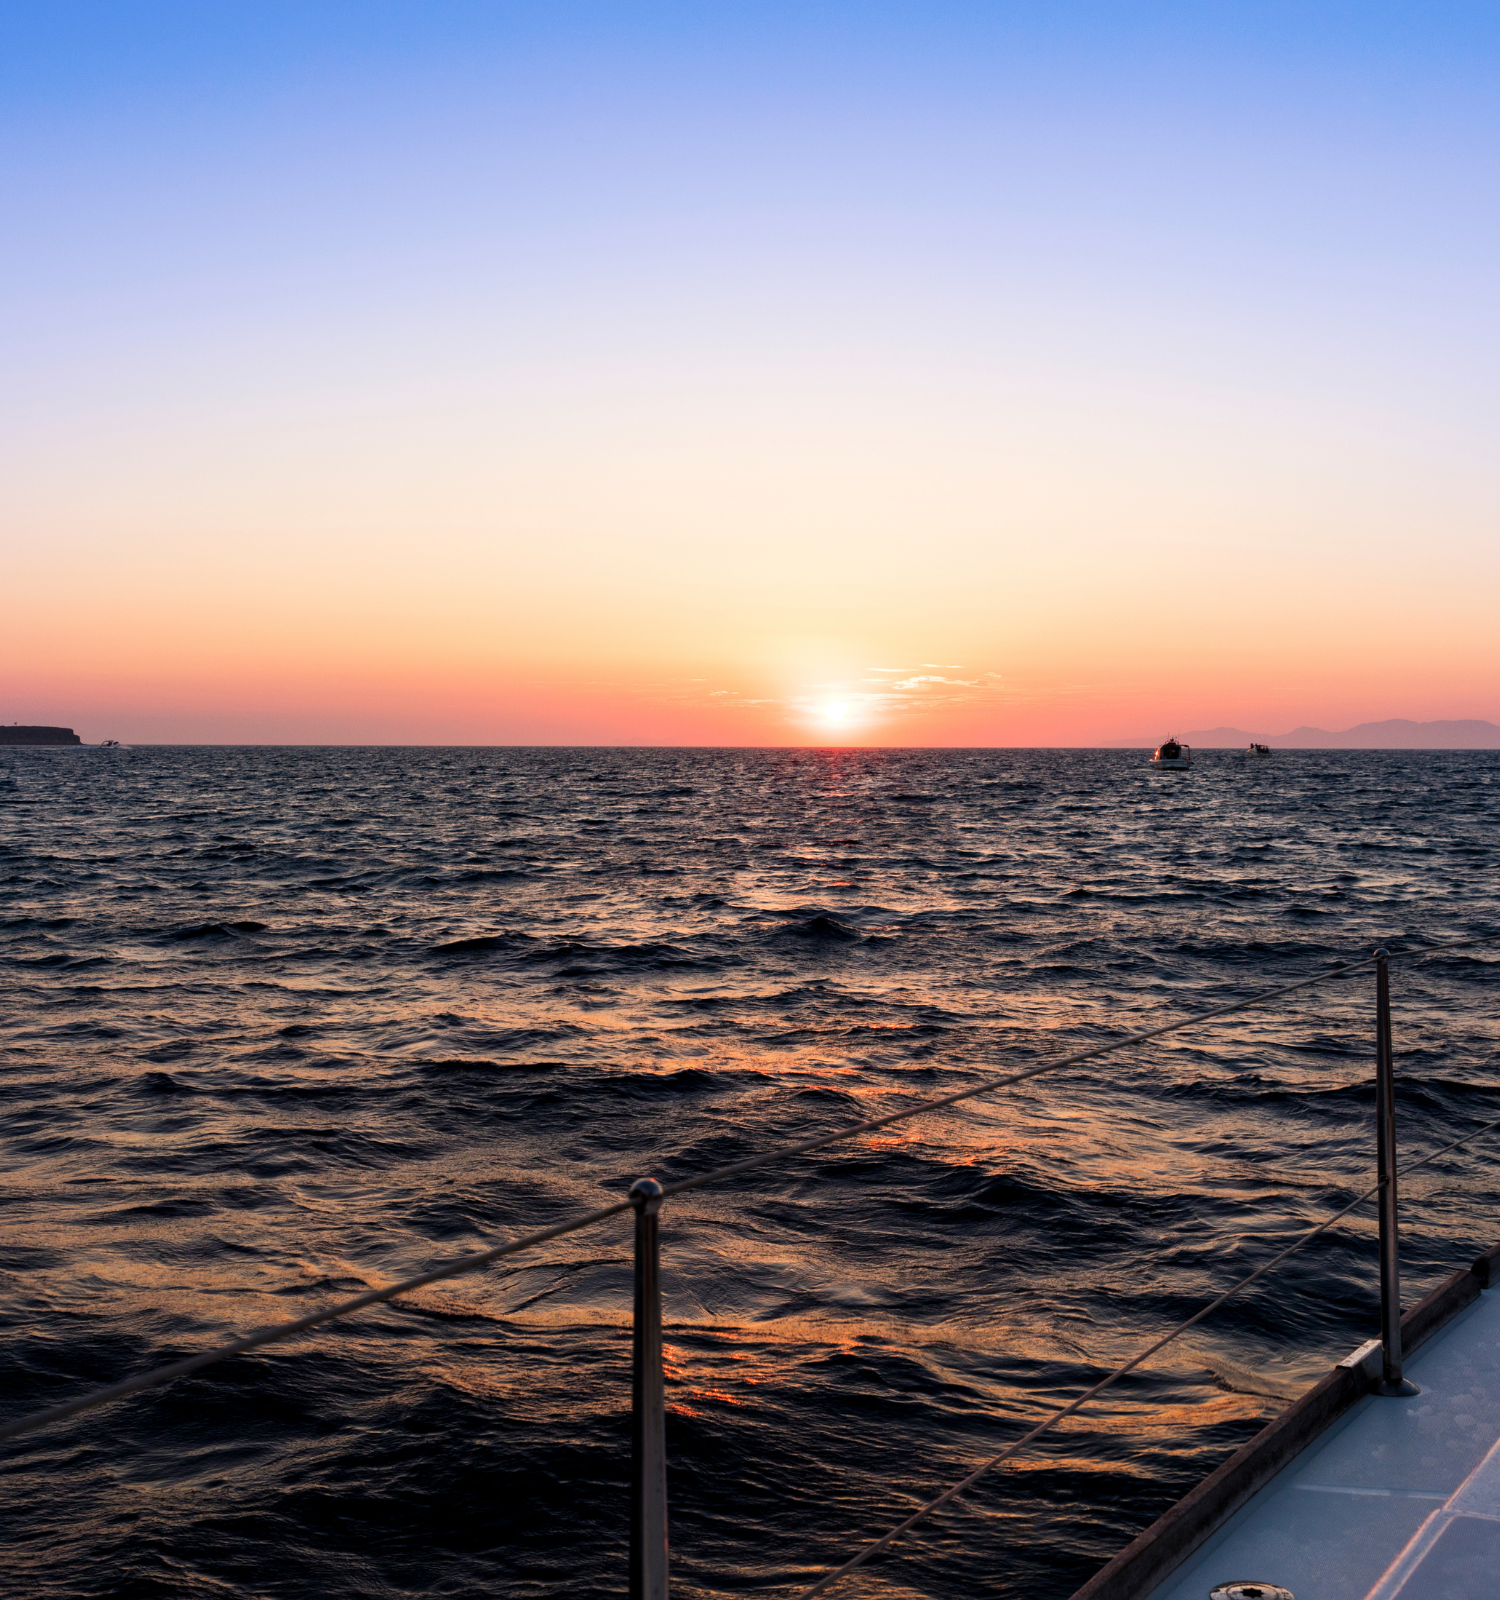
top-left (1373, 949), bottom-right (1419, 1397)
top-left (629, 1177), bottom-right (670, 1599)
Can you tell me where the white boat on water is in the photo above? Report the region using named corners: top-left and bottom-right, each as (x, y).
top-left (1246, 742), bottom-right (1271, 757)
top-left (1150, 736), bottom-right (1191, 769)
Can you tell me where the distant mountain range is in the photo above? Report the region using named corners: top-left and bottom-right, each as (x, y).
top-left (1109, 719), bottom-right (1500, 749)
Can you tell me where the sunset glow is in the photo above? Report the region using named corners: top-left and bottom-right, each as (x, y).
top-left (4, 6), bottom-right (1498, 744)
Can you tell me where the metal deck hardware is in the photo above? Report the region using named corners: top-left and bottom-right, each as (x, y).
top-left (1373, 949), bottom-right (1419, 1397)
top-left (629, 1177), bottom-right (670, 1600)
top-left (1208, 1585), bottom-right (1295, 1600)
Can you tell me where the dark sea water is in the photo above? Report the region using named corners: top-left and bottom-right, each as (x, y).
top-left (3, 746), bottom-right (1499, 1600)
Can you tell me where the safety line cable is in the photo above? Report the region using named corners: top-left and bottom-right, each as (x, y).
top-left (657, 930), bottom-right (1499, 1202)
top-left (0, 1199), bottom-right (632, 1445)
top-left (793, 1108), bottom-right (1500, 1599)
top-left (1, 930), bottom-right (1493, 1447)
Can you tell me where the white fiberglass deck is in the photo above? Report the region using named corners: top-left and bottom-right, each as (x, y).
top-left (1144, 1287), bottom-right (1500, 1600)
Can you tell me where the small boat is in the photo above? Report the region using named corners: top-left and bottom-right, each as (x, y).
top-left (1246, 742), bottom-right (1271, 756)
top-left (1150, 736), bottom-right (1191, 769)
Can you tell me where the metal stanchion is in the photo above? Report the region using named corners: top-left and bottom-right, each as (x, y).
top-left (629, 1177), bottom-right (670, 1598)
top-left (1373, 949), bottom-right (1419, 1397)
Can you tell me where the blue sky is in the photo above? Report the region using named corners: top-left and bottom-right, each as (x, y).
top-left (5, 3), bottom-right (1499, 741)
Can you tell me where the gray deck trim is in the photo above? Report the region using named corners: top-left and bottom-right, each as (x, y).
top-left (1069, 1248), bottom-right (1500, 1600)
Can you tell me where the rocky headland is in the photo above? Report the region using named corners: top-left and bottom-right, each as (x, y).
top-left (0, 726), bottom-right (84, 745)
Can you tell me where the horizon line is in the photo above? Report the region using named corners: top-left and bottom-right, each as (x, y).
top-left (14, 741), bottom-right (1500, 752)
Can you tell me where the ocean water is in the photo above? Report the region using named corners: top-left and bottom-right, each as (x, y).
top-left (2, 745), bottom-right (1498, 1600)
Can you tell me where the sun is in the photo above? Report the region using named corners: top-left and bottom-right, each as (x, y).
top-left (823, 701), bottom-right (848, 722)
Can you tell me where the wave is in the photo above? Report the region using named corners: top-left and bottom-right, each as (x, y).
top-left (1, 745), bottom-right (1497, 1599)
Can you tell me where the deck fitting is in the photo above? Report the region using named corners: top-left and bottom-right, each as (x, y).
top-left (1208, 1585), bottom-right (1295, 1600)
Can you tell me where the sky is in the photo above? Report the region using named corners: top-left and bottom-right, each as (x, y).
top-left (4, 2), bottom-right (1499, 745)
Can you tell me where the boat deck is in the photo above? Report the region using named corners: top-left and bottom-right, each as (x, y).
top-left (1143, 1285), bottom-right (1500, 1600)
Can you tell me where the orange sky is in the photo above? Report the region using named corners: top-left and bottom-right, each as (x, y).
top-left (5, 8), bottom-right (1499, 744)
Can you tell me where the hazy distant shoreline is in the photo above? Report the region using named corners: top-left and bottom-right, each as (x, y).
top-left (1106, 718), bottom-right (1500, 750)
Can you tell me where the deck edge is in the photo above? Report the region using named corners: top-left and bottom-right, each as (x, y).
top-left (1068, 1253), bottom-right (1491, 1600)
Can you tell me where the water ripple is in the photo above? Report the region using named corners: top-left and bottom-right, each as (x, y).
top-left (0, 745), bottom-right (1497, 1598)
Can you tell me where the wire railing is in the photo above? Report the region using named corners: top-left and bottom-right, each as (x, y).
top-left (796, 1104), bottom-right (1500, 1599)
top-left (2, 932), bottom-right (1498, 1599)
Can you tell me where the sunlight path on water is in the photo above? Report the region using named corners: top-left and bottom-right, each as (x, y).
top-left (0, 746), bottom-right (1497, 1598)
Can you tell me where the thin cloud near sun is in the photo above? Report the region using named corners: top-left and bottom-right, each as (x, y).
top-left (654, 662), bottom-right (1015, 740)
